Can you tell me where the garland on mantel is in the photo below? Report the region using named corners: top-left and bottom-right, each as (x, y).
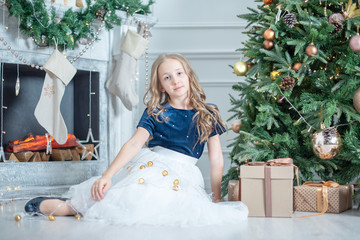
top-left (3, 0), bottom-right (153, 49)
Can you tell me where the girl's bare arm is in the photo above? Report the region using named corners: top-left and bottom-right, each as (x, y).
top-left (91, 127), bottom-right (150, 201)
top-left (207, 134), bottom-right (224, 203)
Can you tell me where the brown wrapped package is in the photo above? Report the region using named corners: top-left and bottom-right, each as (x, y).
top-left (294, 181), bottom-right (354, 214)
top-left (228, 180), bottom-right (240, 201)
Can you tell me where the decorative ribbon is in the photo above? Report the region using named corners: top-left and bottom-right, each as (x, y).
top-left (296, 181), bottom-right (342, 219)
top-left (245, 158), bottom-right (300, 186)
top-left (240, 158), bottom-right (299, 217)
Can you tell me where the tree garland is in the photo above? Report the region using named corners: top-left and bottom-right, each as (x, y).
top-left (3, 0), bottom-right (153, 49)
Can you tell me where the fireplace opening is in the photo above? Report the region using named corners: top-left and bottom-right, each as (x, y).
top-left (0, 63), bottom-right (100, 161)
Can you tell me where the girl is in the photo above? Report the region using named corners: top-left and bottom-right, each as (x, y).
top-left (25, 53), bottom-right (248, 226)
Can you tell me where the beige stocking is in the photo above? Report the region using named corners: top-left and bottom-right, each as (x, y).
top-left (34, 49), bottom-right (77, 144)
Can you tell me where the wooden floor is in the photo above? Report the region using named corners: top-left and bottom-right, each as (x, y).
top-left (1, 199), bottom-right (360, 240)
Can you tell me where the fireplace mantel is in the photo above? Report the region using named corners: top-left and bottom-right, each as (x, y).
top-left (0, 7), bottom-right (156, 200)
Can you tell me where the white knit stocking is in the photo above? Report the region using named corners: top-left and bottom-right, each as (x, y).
top-left (106, 30), bottom-right (148, 110)
top-left (34, 49), bottom-right (77, 144)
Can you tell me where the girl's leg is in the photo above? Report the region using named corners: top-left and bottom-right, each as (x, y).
top-left (39, 199), bottom-right (74, 216)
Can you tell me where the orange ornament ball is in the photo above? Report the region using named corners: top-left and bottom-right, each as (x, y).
top-left (306, 43), bottom-right (318, 57)
top-left (231, 120), bottom-right (242, 133)
top-left (263, 40), bottom-right (274, 50)
top-left (293, 62), bottom-right (302, 71)
top-left (263, 0), bottom-right (273, 5)
top-left (264, 29), bottom-right (275, 41)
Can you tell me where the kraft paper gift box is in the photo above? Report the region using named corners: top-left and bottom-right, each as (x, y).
top-left (240, 159), bottom-right (297, 217)
top-left (228, 180), bottom-right (240, 201)
top-left (294, 181), bottom-right (354, 214)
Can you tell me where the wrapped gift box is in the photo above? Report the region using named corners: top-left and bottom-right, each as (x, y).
top-left (294, 182), bottom-right (354, 214)
top-left (240, 161), bottom-right (295, 217)
top-left (228, 180), bottom-right (240, 201)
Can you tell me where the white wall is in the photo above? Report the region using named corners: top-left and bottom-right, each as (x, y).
top-left (138, 0), bottom-right (258, 193)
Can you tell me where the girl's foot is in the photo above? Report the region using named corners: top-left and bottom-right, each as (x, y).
top-left (24, 197), bottom-right (70, 216)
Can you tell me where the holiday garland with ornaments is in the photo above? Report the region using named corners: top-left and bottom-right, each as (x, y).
top-left (222, 0), bottom-right (360, 203)
top-left (3, 0), bottom-right (153, 49)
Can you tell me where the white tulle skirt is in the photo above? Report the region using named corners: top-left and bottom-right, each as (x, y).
top-left (63, 146), bottom-right (248, 226)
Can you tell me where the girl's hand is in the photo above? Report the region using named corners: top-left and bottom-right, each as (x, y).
top-left (91, 176), bottom-right (112, 201)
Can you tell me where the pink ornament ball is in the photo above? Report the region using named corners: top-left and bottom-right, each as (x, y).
top-left (349, 34), bottom-right (360, 53)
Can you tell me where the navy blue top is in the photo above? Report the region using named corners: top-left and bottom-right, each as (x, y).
top-left (137, 103), bottom-right (226, 159)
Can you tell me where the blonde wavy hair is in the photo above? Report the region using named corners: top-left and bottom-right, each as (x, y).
top-left (143, 53), bottom-right (227, 144)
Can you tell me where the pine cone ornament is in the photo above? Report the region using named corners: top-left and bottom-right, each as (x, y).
top-left (283, 13), bottom-right (297, 28)
top-left (281, 76), bottom-right (295, 90)
top-left (329, 13), bottom-right (344, 33)
top-left (333, 22), bottom-right (344, 33)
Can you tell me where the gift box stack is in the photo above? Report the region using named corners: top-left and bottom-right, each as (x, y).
top-left (227, 158), bottom-right (354, 217)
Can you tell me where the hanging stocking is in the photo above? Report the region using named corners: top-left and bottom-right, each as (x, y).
top-left (106, 29), bottom-right (149, 110)
top-left (34, 49), bottom-right (77, 144)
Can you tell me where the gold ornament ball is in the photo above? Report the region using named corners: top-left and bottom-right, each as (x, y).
top-left (349, 34), bottom-right (360, 53)
top-left (263, 0), bottom-right (273, 5)
top-left (311, 128), bottom-right (342, 160)
top-left (264, 29), bottom-right (275, 41)
top-left (139, 165), bottom-right (146, 169)
top-left (306, 43), bottom-right (318, 57)
top-left (173, 179), bottom-right (180, 185)
top-left (48, 215), bottom-right (56, 221)
top-left (75, 214), bottom-right (82, 220)
top-left (14, 215), bottom-right (22, 222)
top-left (162, 170), bottom-right (168, 176)
top-left (172, 185), bottom-right (179, 191)
top-left (353, 87), bottom-right (360, 113)
top-left (139, 178), bottom-right (145, 184)
top-left (147, 161), bottom-right (153, 167)
top-left (231, 120), bottom-right (242, 133)
top-left (293, 62), bottom-right (302, 72)
top-left (233, 61), bottom-right (248, 76)
top-left (263, 40), bottom-right (274, 50)
top-left (270, 70), bottom-right (281, 81)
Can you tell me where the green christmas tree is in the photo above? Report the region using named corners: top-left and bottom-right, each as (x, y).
top-left (222, 0), bottom-right (360, 203)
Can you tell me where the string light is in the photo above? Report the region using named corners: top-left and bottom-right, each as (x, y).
top-left (77, 70), bottom-right (102, 160)
top-left (277, 85), bottom-right (314, 131)
top-left (0, 185), bottom-right (21, 204)
top-left (277, 85), bottom-right (354, 132)
top-left (0, 62), bottom-right (6, 162)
